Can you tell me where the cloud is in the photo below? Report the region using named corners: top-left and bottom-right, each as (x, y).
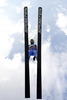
top-left (0, 15), bottom-right (24, 58)
top-left (46, 25), bottom-right (51, 32)
top-left (0, 15), bottom-right (25, 99)
top-left (16, 6), bottom-right (22, 14)
top-left (0, 16), bottom-right (24, 35)
top-left (0, 53), bottom-right (25, 100)
top-left (16, 1), bottom-right (31, 14)
top-left (56, 5), bottom-right (67, 12)
top-left (42, 39), bottom-right (67, 100)
top-left (56, 13), bottom-right (67, 35)
top-left (29, 26), bottom-right (37, 41)
top-left (0, 9), bottom-right (4, 13)
top-left (22, 1), bottom-right (31, 8)
top-left (0, 0), bottom-right (8, 7)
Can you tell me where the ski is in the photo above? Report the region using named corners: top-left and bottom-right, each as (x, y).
top-left (24, 7), bottom-right (30, 98)
top-left (37, 7), bottom-right (42, 99)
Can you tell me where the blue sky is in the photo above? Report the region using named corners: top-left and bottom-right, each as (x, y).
top-left (0, 0), bottom-right (67, 100)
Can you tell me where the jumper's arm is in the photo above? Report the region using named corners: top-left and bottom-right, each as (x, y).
top-left (29, 46), bottom-right (37, 50)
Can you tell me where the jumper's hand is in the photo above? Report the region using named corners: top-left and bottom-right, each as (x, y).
top-left (29, 47), bottom-right (37, 50)
top-left (29, 48), bottom-right (31, 50)
top-left (32, 47), bottom-right (37, 49)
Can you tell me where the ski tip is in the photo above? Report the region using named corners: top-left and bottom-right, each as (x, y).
top-left (24, 6), bottom-right (28, 9)
top-left (38, 7), bottom-right (42, 9)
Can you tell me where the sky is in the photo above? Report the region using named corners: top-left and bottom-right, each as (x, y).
top-left (0, 0), bottom-right (67, 100)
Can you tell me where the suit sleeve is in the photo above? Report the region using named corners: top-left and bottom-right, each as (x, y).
top-left (35, 45), bottom-right (37, 49)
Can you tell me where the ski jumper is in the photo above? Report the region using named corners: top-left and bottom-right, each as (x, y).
top-left (29, 44), bottom-right (37, 59)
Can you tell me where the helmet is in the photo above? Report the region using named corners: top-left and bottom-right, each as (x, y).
top-left (30, 39), bottom-right (34, 44)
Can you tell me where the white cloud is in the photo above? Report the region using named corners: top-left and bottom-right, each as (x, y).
top-left (0, 0), bottom-right (8, 7)
top-left (22, 1), bottom-right (31, 8)
top-left (0, 0), bottom-right (7, 14)
top-left (0, 9), bottom-right (4, 13)
top-left (0, 15), bottom-right (25, 100)
top-left (46, 25), bottom-right (51, 32)
top-left (56, 5), bottom-right (67, 12)
top-left (0, 7), bottom-right (25, 99)
top-left (56, 13), bottom-right (67, 35)
top-left (0, 15), bottom-right (24, 59)
top-left (13, 19), bottom-right (24, 33)
top-left (42, 39), bottom-right (67, 99)
top-left (0, 16), bottom-right (24, 35)
top-left (29, 27), bottom-right (37, 40)
top-left (16, 1), bottom-right (31, 14)
top-left (16, 6), bottom-right (22, 14)
top-left (0, 53), bottom-right (25, 100)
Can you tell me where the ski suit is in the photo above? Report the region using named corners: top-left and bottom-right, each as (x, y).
top-left (29, 44), bottom-right (37, 59)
